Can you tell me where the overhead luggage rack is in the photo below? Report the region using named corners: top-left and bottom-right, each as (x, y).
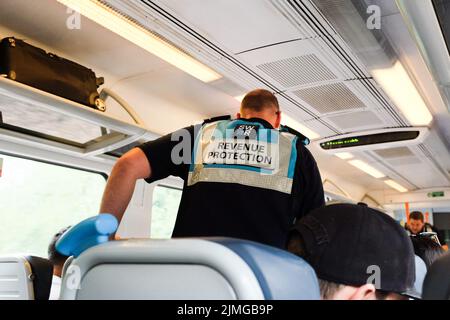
top-left (0, 76), bottom-right (152, 158)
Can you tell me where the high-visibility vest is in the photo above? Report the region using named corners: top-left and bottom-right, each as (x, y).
top-left (187, 119), bottom-right (300, 195)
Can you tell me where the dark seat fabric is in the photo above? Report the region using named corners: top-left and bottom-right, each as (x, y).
top-left (25, 256), bottom-right (53, 300)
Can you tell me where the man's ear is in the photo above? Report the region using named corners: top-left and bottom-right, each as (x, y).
top-left (348, 284), bottom-right (377, 300)
top-left (274, 111), bottom-right (281, 129)
top-left (236, 113), bottom-right (241, 119)
top-left (286, 231), bottom-right (306, 257)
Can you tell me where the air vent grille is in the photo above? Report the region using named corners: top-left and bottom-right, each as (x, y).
top-left (257, 54), bottom-right (337, 88)
top-left (292, 82), bottom-right (366, 114)
top-left (328, 111), bottom-right (382, 129)
top-left (374, 147), bottom-right (415, 159)
top-left (387, 157), bottom-right (422, 166)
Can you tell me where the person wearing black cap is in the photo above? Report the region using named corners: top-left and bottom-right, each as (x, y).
top-left (287, 203), bottom-right (417, 300)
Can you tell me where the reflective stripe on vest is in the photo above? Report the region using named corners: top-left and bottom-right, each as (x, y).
top-left (187, 120), bottom-right (298, 194)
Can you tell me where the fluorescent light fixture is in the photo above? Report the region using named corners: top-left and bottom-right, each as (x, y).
top-left (282, 114), bottom-right (320, 140)
top-left (57, 0), bottom-right (222, 83)
top-left (335, 152), bottom-right (354, 160)
top-left (371, 61), bottom-right (433, 126)
top-left (348, 159), bottom-right (385, 178)
top-left (384, 179), bottom-right (408, 193)
top-left (234, 94), bottom-right (245, 102)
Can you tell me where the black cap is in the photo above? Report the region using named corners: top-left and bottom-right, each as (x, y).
top-left (291, 203), bottom-right (416, 295)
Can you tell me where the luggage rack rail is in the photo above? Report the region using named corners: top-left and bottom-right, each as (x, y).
top-left (0, 76), bottom-right (152, 158)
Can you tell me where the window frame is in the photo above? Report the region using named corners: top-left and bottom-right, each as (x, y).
top-left (149, 180), bottom-right (183, 239)
top-left (0, 151), bottom-right (108, 181)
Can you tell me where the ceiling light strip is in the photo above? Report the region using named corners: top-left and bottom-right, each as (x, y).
top-left (57, 0), bottom-right (222, 83)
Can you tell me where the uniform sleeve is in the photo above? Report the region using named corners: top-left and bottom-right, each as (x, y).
top-left (136, 125), bottom-right (196, 183)
top-left (293, 143), bottom-right (325, 220)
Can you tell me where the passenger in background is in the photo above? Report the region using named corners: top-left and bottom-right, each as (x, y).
top-left (48, 226), bottom-right (71, 300)
top-left (406, 211), bottom-right (446, 246)
top-left (410, 235), bottom-right (445, 269)
top-left (287, 203), bottom-right (417, 300)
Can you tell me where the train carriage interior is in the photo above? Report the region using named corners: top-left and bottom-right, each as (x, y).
top-left (0, 0), bottom-right (450, 301)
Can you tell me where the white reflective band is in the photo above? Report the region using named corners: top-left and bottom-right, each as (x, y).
top-left (188, 166), bottom-right (294, 194)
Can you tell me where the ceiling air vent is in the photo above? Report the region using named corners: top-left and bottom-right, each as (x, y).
top-left (387, 157), bottom-right (422, 166)
top-left (373, 147), bottom-right (422, 167)
top-left (257, 54), bottom-right (337, 88)
top-left (293, 82), bottom-right (366, 114)
top-left (327, 111), bottom-right (383, 130)
top-left (374, 147), bottom-right (415, 159)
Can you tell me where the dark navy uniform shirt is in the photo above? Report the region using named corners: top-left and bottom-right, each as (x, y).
top-left (138, 118), bottom-right (324, 249)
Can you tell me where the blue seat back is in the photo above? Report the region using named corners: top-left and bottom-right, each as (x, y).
top-left (210, 238), bottom-right (320, 300)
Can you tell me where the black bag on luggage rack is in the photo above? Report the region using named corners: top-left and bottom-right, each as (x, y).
top-left (0, 37), bottom-right (106, 111)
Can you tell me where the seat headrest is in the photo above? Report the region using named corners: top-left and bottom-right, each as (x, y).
top-left (413, 255), bottom-right (427, 298)
top-left (60, 238), bottom-right (320, 300)
top-left (422, 252), bottom-right (450, 300)
top-left (56, 214), bottom-right (118, 257)
top-left (25, 256), bottom-right (53, 300)
top-left (209, 238), bottom-right (320, 300)
top-left (0, 256), bottom-right (53, 300)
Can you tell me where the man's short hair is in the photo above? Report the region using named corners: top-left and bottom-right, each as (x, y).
top-left (410, 211), bottom-right (424, 222)
top-left (48, 226), bottom-right (71, 267)
top-left (318, 279), bottom-right (343, 300)
top-left (319, 279), bottom-right (391, 300)
top-left (241, 89), bottom-right (279, 113)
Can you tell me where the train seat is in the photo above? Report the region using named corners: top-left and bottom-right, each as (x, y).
top-left (59, 238), bottom-right (320, 300)
top-left (0, 256), bottom-right (53, 300)
top-left (413, 255), bottom-right (427, 298)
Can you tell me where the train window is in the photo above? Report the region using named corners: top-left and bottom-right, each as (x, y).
top-left (0, 154), bottom-right (106, 257)
top-left (151, 185), bottom-right (182, 239)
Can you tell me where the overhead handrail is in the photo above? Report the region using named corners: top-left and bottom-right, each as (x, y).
top-left (100, 88), bottom-right (146, 127)
top-left (360, 194), bottom-right (384, 209)
top-left (0, 76), bottom-right (149, 157)
top-left (322, 178), bottom-right (351, 199)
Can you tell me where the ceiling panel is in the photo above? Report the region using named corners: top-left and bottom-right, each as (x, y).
top-left (327, 111), bottom-right (384, 131)
top-left (369, 143), bottom-right (450, 189)
top-left (387, 157), bottom-right (422, 166)
top-left (237, 38), bottom-right (353, 88)
top-left (388, 162), bottom-right (449, 189)
top-left (156, 0), bottom-right (311, 54)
